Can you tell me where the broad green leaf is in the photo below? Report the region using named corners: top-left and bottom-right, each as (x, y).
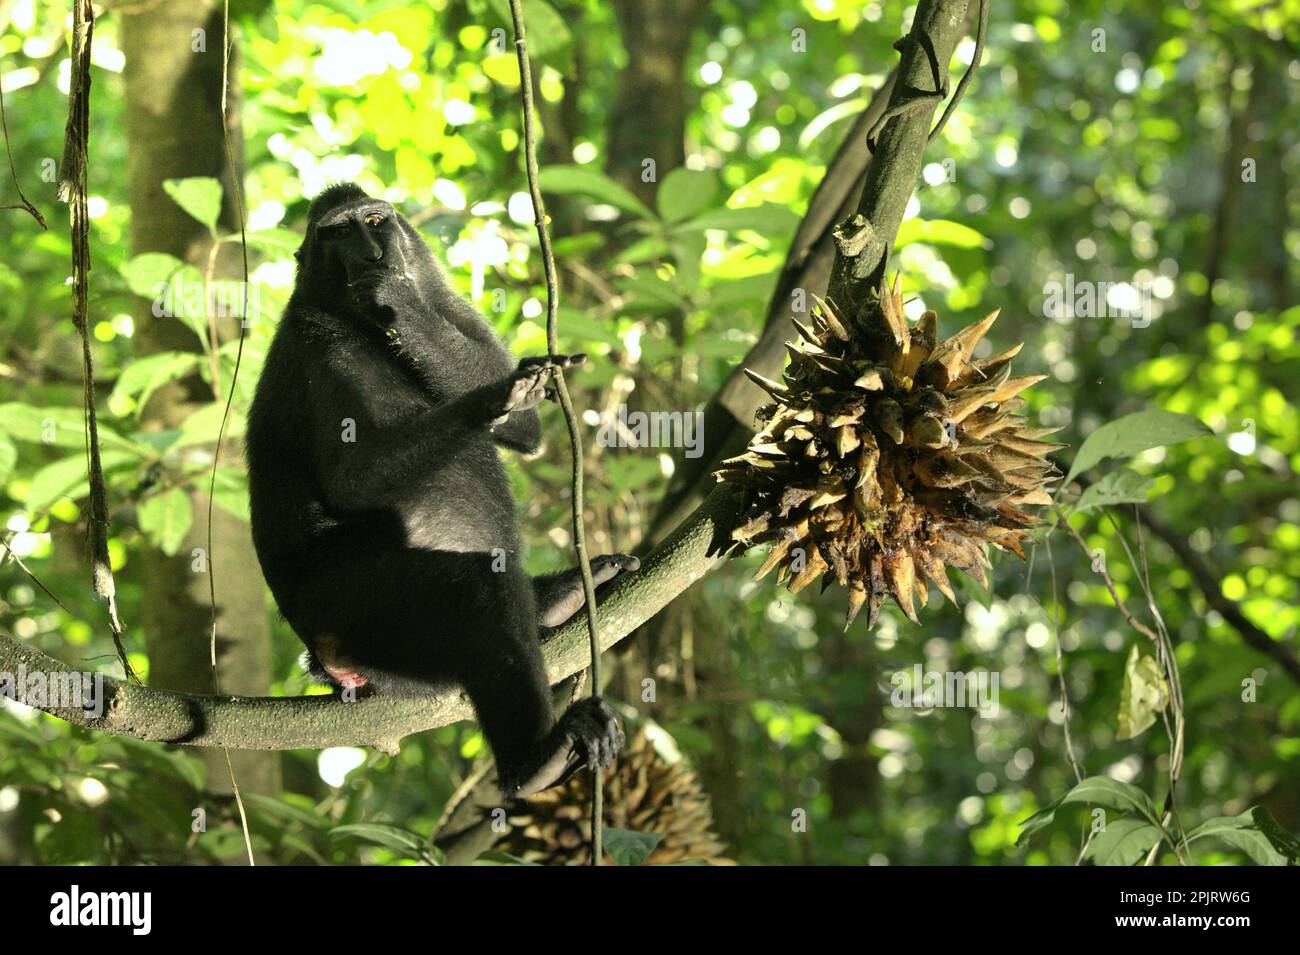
top-left (1060, 775), bottom-right (1161, 824)
top-left (1015, 800), bottom-right (1062, 846)
top-left (163, 176), bottom-right (223, 233)
top-left (1074, 468), bottom-right (1155, 512)
top-left (328, 823), bottom-right (431, 857)
top-left (603, 828), bottom-right (664, 866)
top-left (110, 352), bottom-right (201, 417)
top-left (553, 307), bottom-right (620, 347)
top-left (1188, 812), bottom-right (1287, 866)
top-left (895, 218), bottom-right (990, 250)
top-left (537, 165), bottom-right (654, 220)
top-left (240, 228), bottom-right (301, 256)
top-left (1117, 644), bottom-right (1169, 741)
top-left (119, 252), bottom-right (187, 298)
top-left (209, 465), bottom-right (250, 522)
top-left (615, 272), bottom-right (688, 312)
top-left (26, 449), bottom-right (140, 511)
top-left (676, 204), bottom-right (800, 235)
top-left (484, 0), bottom-right (572, 63)
top-left (657, 168), bottom-right (721, 224)
top-left (242, 793), bottom-right (330, 830)
top-left (1250, 806), bottom-right (1300, 863)
top-left (175, 403), bottom-right (246, 448)
top-left (669, 232), bottom-right (706, 293)
top-left (137, 487), bottom-right (193, 556)
top-left (707, 272), bottom-right (777, 307)
top-left (1082, 818), bottom-right (1164, 866)
top-left (0, 404), bottom-right (132, 450)
top-left (1065, 409), bottom-right (1210, 483)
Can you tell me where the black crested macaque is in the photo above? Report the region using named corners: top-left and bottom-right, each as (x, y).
top-left (246, 183), bottom-right (637, 798)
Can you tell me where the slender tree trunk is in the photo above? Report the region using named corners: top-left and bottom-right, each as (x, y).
top-left (605, 0), bottom-right (706, 203)
top-left (122, 0), bottom-right (279, 797)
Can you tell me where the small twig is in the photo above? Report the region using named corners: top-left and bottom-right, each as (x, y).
top-left (0, 82), bottom-right (47, 229)
top-left (1055, 509), bottom-right (1158, 643)
top-left (927, 0), bottom-right (988, 145)
top-left (508, 0), bottom-right (606, 865)
top-left (1043, 533), bottom-right (1083, 784)
top-left (0, 532), bottom-right (75, 614)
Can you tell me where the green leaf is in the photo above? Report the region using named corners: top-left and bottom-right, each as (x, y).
top-left (328, 823), bottom-right (437, 862)
top-left (137, 487), bottom-right (193, 556)
top-left (657, 168), bottom-right (721, 224)
top-left (1065, 409), bottom-right (1211, 484)
top-left (1060, 776), bottom-right (1162, 825)
top-left (26, 449), bottom-right (140, 511)
top-left (0, 404), bottom-right (136, 451)
top-left (110, 352), bottom-right (202, 416)
top-left (615, 272), bottom-right (688, 312)
top-left (240, 228), bottom-right (302, 256)
top-left (163, 177), bottom-right (223, 233)
top-left (1187, 812), bottom-right (1287, 866)
top-left (242, 792), bottom-right (330, 830)
top-left (706, 272), bottom-right (777, 308)
top-left (1116, 644), bottom-right (1169, 741)
top-left (175, 404), bottom-right (246, 448)
top-left (1249, 806), bottom-right (1300, 863)
top-left (675, 204), bottom-right (800, 235)
top-left (1015, 800), bottom-right (1063, 846)
top-left (209, 466), bottom-right (250, 522)
top-left (895, 218), bottom-right (990, 250)
top-left (1074, 468), bottom-right (1155, 512)
top-left (537, 165), bottom-right (654, 220)
top-left (484, 0), bottom-right (572, 63)
top-left (118, 252), bottom-right (187, 299)
top-left (603, 828), bottom-right (664, 866)
top-left (1082, 818), bottom-right (1164, 866)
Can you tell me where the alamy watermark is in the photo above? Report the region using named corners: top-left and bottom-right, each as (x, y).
top-left (890, 664), bottom-right (1000, 717)
top-left (0, 666), bottom-right (105, 718)
top-left (595, 404), bottom-right (704, 459)
top-left (1042, 273), bottom-right (1153, 329)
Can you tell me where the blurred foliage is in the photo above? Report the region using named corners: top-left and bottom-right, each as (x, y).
top-left (1, 0), bottom-right (1298, 865)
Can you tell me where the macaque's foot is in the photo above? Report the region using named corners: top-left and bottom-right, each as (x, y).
top-left (492, 353), bottom-right (586, 424)
top-left (563, 696), bottom-right (625, 772)
top-left (505, 697), bottom-right (625, 799)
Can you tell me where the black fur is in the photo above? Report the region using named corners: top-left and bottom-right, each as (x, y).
top-left (246, 184), bottom-right (632, 797)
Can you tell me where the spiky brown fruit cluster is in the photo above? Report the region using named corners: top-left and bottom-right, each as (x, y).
top-left (493, 729), bottom-right (731, 866)
top-left (715, 277), bottom-right (1063, 630)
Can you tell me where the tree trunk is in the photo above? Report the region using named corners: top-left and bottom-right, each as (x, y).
top-left (122, 0), bottom-right (279, 797)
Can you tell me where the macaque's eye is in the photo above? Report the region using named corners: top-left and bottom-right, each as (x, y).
top-left (321, 223), bottom-right (350, 240)
top-left (364, 213), bottom-right (386, 228)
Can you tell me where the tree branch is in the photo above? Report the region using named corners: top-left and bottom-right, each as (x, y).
top-left (0, 487), bottom-right (741, 752)
top-left (1139, 509), bottom-right (1300, 686)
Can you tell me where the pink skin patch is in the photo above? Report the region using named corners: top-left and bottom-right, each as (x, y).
top-left (321, 661), bottom-right (368, 689)
top-left (316, 633), bottom-right (368, 689)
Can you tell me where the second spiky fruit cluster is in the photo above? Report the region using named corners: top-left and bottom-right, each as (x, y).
top-left (715, 277), bottom-right (1062, 629)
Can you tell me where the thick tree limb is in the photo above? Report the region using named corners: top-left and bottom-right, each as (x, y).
top-left (645, 72), bottom-right (897, 544)
top-left (0, 488), bottom-right (741, 752)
